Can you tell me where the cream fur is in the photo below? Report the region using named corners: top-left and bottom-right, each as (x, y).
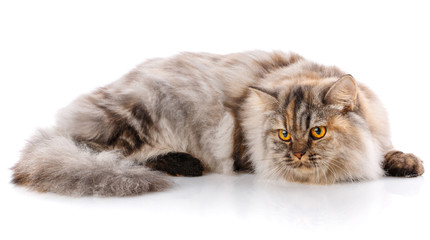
top-left (12, 51), bottom-right (421, 196)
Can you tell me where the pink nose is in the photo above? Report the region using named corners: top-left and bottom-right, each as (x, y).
top-left (293, 152), bottom-right (305, 160)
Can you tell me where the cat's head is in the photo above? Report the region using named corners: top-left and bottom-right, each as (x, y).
top-left (244, 74), bottom-right (383, 184)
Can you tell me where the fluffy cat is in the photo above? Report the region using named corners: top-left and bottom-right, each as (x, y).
top-left (12, 51), bottom-right (424, 196)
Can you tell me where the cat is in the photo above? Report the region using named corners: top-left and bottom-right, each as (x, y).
top-left (12, 51), bottom-right (424, 196)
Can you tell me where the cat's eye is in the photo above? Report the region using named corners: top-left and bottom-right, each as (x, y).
top-left (310, 126), bottom-right (327, 139)
top-left (278, 129), bottom-right (291, 142)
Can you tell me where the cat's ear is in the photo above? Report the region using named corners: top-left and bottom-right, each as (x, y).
top-left (324, 74), bottom-right (358, 112)
top-left (249, 86), bottom-right (280, 110)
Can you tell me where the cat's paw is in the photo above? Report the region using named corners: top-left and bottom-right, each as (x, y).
top-left (146, 152), bottom-right (204, 177)
top-left (383, 150), bottom-right (424, 177)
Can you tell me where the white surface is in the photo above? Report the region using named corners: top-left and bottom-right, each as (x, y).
top-left (1, 1), bottom-right (429, 239)
top-left (2, 174), bottom-right (429, 239)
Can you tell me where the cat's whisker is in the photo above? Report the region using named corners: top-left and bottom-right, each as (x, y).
top-left (313, 160), bottom-right (327, 184)
top-left (329, 159), bottom-right (354, 181)
top-left (320, 161), bottom-right (336, 184)
top-left (272, 165), bottom-right (284, 179)
top-left (332, 159), bottom-right (354, 179)
top-left (265, 160), bottom-right (286, 180)
top-left (288, 168), bottom-right (296, 183)
top-left (321, 164), bottom-right (329, 184)
top-left (314, 162), bottom-right (321, 184)
top-left (282, 166), bottom-right (292, 180)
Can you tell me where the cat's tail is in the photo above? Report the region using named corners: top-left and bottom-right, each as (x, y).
top-left (11, 128), bottom-right (171, 197)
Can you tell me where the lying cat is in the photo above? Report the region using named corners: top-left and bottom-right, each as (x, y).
top-left (12, 51), bottom-right (424, 196)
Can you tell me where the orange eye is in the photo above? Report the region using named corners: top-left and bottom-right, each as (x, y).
top-left (310, 126), bottom-right (327, 139)
top-left (278, 129), bottom-right (291, 142)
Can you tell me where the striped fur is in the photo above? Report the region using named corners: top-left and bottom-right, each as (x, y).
top-left (12, 51), bottom-right (424, 196)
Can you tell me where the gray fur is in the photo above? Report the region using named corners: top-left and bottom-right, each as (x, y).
top-left (12, 51), bottom-right (424, 196)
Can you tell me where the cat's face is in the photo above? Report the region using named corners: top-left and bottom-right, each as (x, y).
top-left (249, 75), bottom-right (373, 184)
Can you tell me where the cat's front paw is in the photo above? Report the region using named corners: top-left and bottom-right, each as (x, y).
top-left (383, 151), bottom-right (424, 177)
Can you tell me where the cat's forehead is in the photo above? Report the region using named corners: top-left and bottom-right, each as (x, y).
top-left (284, 85), bottom-right (322, 110)
top-left (283, 84), bottom-right (328, 131)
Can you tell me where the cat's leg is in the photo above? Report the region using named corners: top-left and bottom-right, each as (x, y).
top-left (144, 111), bottom-right (235, 177)
top-left (201, 111), bottom-right (236, 174)
top-left (145, 152), bottom-right (204, 177)
top-left (383, 150), bottom-right (424, 177)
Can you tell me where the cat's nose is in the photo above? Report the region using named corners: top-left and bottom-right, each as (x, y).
top-left (293, 152), bottom-right (305, 160)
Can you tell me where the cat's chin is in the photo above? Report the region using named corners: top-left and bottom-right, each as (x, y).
top-left (282, 165), bottom-right (334, 185)
top-left (286, 161), bottom-right (317, 174)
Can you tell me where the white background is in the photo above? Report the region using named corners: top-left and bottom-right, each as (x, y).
top-left (1, 0), bottom-right (429, 239)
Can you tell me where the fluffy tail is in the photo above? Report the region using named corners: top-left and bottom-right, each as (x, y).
top-left (11, 128), bottom-right (171, 197)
